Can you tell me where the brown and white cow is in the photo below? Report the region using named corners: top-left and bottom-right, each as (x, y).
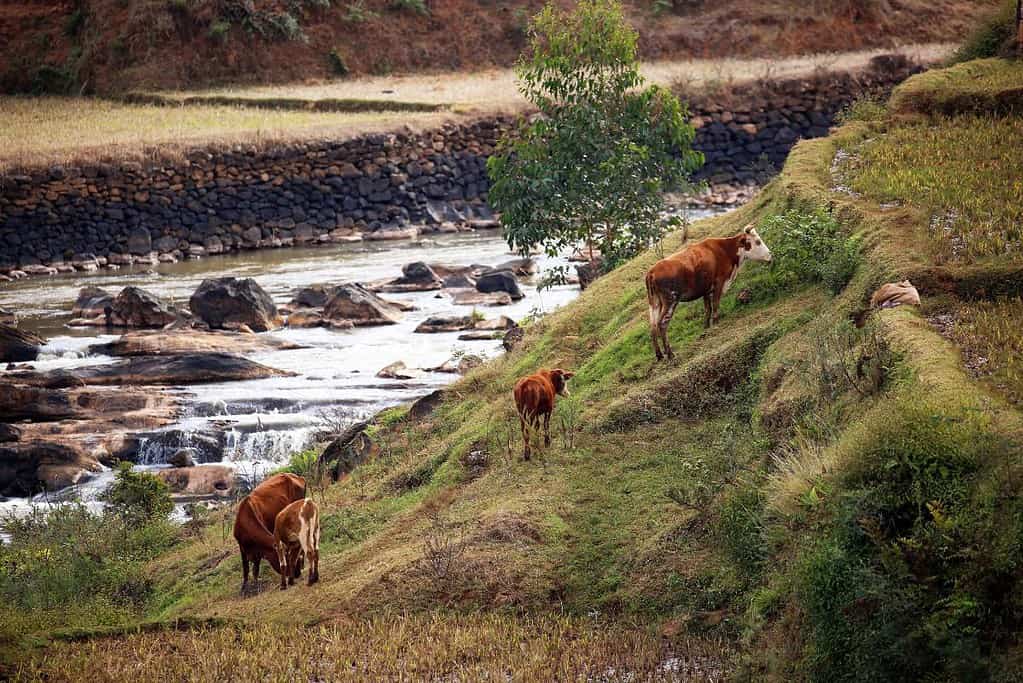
top-left (513, 368), bottom-right (574, 460)
top-left (233, 472), bottom-right (306, 591)
top-left (273, 497), bottom-right (321, 590)
top-left (645, 224), bottom-right (772, 361)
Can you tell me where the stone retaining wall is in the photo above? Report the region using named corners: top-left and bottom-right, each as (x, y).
top-left (0, 55), bottom-right (921, 277)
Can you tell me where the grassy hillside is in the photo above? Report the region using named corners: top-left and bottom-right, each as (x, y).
top-left (6, 57), bottom-right (1023, 680)
top-left (0, 0), bottom-right (999, 94)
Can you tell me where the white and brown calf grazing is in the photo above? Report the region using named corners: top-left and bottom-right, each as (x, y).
top-left (273, 497), bottom-right (320, 590)
top-left (645, 224), bottom-right (772, 361)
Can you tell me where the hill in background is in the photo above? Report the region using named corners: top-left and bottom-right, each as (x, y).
top-left (0, 0), bottom-right (999, 94)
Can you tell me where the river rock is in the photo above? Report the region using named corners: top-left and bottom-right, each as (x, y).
top-left (450, 290), bottom-right (512, 306)
top-left (126, 227), bottom-right (153, 255)
top-left (443, 273), bottom-right (477, 289)
top-left (285, 309), bottom-right (325, 328)
top-left (189, 277), bottom-right (281, 332)
top-left (398, 262), bottom-right (441, 286)
top-left (0, 324), bottom-right (43, 363)
top-left (291, 284), bottom-right (338, 309)
top-left (322, 283), bottom-right (403, 326)
top-left (0, 423), bottom-right (21, 443)
top-left (0, 441), bottom-right (101, 497)
top-left (319, 421), bottom-right (377, 479)
top-left (89, 330), bottom-right (304, 357)
top-left (407, 389), bottom-right (446, 421)
top-left (376, 361), bottom-right (425, 380)
top-left (474, 316), bottom-right (517, 331)
top-left (493, 258), bottom-right (538, 276)
top-left (428, 355), bottom-right (483, 374)
top-left (112, 286), bottom-right (180, 328)
top-left (502, 326), bottom-right (525, 352)
top-left (2, 353), bottom-right (295, 388)
top-left (155, 465), bottom-right (236, 499)
top-left (71, 286), bottom-right (114, 318)
top-left (0, 307), bottom-right (15, 325)
top-left (414, 315), bottom-right (476, 333)
top-left (576, 259), bottom-right (603, 290)
top-left (476, 271), bottom-right (524, 300)
top-left (366, 227), bottom-right (419, 241)
top-left (168, 448), bottom-right (197, 468)
top-left (458, 331), bottom-right (504, 341)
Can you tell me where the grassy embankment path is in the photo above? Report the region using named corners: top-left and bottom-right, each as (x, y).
top-left (7, 57), bottom-right (1023, 681)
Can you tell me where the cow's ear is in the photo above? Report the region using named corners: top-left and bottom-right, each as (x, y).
top-left (744, 224), bottom-right (754, 234)
top-left (563, 371), bottom-right (575, 379)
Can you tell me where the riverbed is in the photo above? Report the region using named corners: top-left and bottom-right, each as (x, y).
top-left (0, 214), bottom-right (722, 518)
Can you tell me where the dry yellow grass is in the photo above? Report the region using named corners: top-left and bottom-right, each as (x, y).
top-left (0, 98), bottom-right (456, 175)
top-left (157, 43), bottom-right (955, 113)
top-left (0, 43), bottom-right (953, 174)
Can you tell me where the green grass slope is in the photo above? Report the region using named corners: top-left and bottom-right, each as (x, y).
top-left (9, 58), bottom-right (1023, 681)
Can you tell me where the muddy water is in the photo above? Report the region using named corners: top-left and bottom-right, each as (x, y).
top-left (0, 213), bottom-right (722, 515)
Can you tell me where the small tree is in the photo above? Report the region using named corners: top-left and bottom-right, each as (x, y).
top-left (100, 462), bottom-right (174, 527)
top-left (487, 0), bottom-right (702, 276)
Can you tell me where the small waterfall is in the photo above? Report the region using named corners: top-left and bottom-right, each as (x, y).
top-left (134, 429), bottom-right (226, 465)
top-left (225, 427), bottom-right (318, 465)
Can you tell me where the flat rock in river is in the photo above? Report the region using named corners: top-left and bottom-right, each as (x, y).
top-left (0, 324), bottom-right (43, 363)
top-left (1, 353), bottom-right (295, 388)
top-left (89, 330), bottom-right (304, 357)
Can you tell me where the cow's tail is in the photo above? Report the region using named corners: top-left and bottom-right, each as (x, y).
top-left (646, 270), bottom-right (660, 327)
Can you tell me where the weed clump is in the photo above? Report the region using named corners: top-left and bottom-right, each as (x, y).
top-left (759, 208), bottom-right (861, 295)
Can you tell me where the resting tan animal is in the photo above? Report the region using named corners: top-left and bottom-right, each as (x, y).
top-left (273, 497), bottom-right (321, 589)
top-left (870, 280), bottom-right (920, 309)
top-left (513, 368), bottom-right (574, 460)
top-left (645, 224), bottom-right (772, 360)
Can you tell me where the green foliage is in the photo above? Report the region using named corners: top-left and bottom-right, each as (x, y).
top-left (65, 7), bottom-right (87, 37)
top-left (758, 208), bottom-right (860, 294)
top-left (208, 20), bottom-right (231, 42)
top-left (717, 480), bottom-right (767, 581)
top-left (274, 449), bottom-right (323, 479)
top-left (795, 400), bottom-right (1023, 682)
top-left (328, 48), bottom-right (350, 76)
top-left (344, 0), bottom-right (380, 23)
top-left (390, 0), bottom-right (429, 15)
top-left (487, 0), bottom-right (702, 275)
top-left (952, 0), bottom-right (1019, 63)
top-left (835, 95), bottom-right (887, 124)
top-left (100, 463), bottom-right (174, 527)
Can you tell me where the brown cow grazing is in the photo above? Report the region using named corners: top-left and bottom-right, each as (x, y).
top-left (273, 497), bottom-right (321, 589)
top-left (513, 368), bottom-right (574, 460)
top-left (233, 472), bottom-right (306, 592)
top-left (645, 224), bottom-right (772, 361)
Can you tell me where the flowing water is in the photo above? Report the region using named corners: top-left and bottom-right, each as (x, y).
top-left (0, 212), bottom-right (722, 519)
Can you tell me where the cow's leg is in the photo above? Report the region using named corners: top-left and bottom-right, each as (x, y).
top-left (659, 298), bottom-right (678, 360)
top-left (287, 545), bottom-right (301, 585)
top-left (712, 289), bottom-right (722, 324)
top-left (277, 544), bottom-right (289, 590)
top-left (519, 414), bottom-right (531, 461)
top-left (240, 550), bottom-right (250, 591)
top-left (649, 300), bottom-right (664, 361)
top-left (703, 294), bottom-right (713, 329)
top-left (543, 411), bottom-right (551, 448)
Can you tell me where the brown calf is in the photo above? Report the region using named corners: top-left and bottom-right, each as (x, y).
top-left (645, 224), bottom-right (772, 360)
top-left (273, 497), bottom-right (321, 590)
top-left (233, 472), bottom-right (306, 591)
top-left (513, 368), bottom-right (574, 460)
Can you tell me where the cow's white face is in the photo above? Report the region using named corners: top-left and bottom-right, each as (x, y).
top-left (740, 226), bottom-right (772, 262)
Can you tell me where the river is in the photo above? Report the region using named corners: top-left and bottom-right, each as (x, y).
top-left (0, 213), bottom-right (721, 520)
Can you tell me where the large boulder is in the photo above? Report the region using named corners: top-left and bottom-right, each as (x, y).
top-left (575, 259), bottom-right (603, 290)
top-left (290, 284), bottom-right (338, 309)
top-left (0, 441), bottom-right (101, 497)
top-left (367, 262), bottom-right (443, 293)
top-left (155, 465), bottom-right (236, 500)
top-left (2, 353), bottom-right (295, 388)
top-left (168, 448), bottom-right (197, 468)
top-left (71, 286), bottom-right (114, 318)
top-left (112, 286), bottom-right (180, 328)
top-left (89, 330), bottom-right (303, 357)
top-left (476, 271), bottom-right (524, 300)
top-left (319, 421), bottom-right (378, 479)
top-left (450, 290), bottom-right (512, 307)
top-left (322, 284), bottom-right (403, 326)
top-left (189, 277), bottom-right (281, 332)
top-left (414, 315), bottom-right (476, 333)
top-left (0, 324), bottom-right (43, 363)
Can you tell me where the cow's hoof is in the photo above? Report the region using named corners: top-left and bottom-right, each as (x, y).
top-left (279, 584), bottom-right (288, 591)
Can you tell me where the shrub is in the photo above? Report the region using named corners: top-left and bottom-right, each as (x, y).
top-left (390, 0), bottom-right (429, 15)
top-left (274, 449), bottom-right (326, 482)
top-left (835, 96), bottom-right (887, 124)
top-left (328, 48), bottom-right (350, 76)
top-left (344, 0), bottom-right (379, 23)
top-left (758, 208), bottom-right (861, 294)
top-left (208, 20), bottom-right (231, 42)
top-left (951, 0), bottom-right (1019, 63)
top-left (100, 462), bottom-right (174, 527)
